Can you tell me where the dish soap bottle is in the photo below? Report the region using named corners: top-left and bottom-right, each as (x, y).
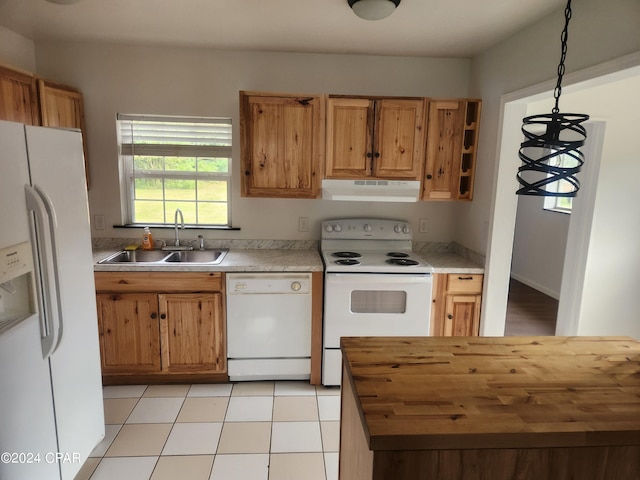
top-left (142, 227), bottom-right (154, 250)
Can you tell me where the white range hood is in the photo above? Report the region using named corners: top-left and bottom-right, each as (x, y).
top-left (321, 179), bottom-right (420, 202)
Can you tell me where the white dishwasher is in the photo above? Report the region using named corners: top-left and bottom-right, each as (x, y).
top-left (226, 273), bottom-right (312, 381)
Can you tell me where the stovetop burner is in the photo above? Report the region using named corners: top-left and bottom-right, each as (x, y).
top-left (386, 258), bottom-right (420, 266)
top-left (332, 251), bottom-right (362, 259)
top-left (387, 252), bottom-right (410, 258)
top-left (335, 258), bottom-right (360, 266)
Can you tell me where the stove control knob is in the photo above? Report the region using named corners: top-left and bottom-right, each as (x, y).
top-left (394, 224), bottom-right (402, 233)
top-left (291, 281), bottom-right (302, 292)
top-left (324, 224), bottom-right (334, 233)
top-left (334, 224), bottom-right (342, 232)
top-left (363, 224), bottom-right (372, 233)
top-left (402, 224), bottom-right (410, 234)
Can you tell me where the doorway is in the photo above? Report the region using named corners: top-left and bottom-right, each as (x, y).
top-left (480, 54), bottom-right (640, 338)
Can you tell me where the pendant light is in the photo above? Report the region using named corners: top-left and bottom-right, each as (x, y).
top-left (516, 0), bottom-right (589, 197)
top-left (348, 0), bottom-right (401, 21)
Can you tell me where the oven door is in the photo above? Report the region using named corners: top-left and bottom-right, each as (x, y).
top-left (323, 273), bottom-right (432, 348)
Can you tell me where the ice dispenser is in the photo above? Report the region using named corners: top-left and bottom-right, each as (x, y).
top-left (0, 241), bottom-right (37, 334)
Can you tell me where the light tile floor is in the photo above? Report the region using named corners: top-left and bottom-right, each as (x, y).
top-left (74, 381), bottom-right (341, 480)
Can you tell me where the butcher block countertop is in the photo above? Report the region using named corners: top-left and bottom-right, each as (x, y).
top-left (341, 336), bottom-right (640, 452)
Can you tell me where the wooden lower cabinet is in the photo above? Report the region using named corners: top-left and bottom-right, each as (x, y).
top-left (431, 273), bottom-right (482, 336)
top-left (96, 293), bottom-right (161, 374)
top-left (95, 272), bottom-right (227, 384)
top-left (159, 293), bottom-right (225, 373)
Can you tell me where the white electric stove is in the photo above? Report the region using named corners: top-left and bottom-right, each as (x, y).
top-left (320, 218), bottom-right (433, 386)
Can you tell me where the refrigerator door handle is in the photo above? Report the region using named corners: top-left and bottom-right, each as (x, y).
top-left (25, 184), bottom-right (64, 359)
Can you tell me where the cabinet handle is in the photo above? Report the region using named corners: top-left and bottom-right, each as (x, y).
top-left (458, 276), bottom-right (473, 280)
top-left (160, 313), bottom-right (166, 320)
top-left (426, 174), bottom-right (433, 180)
top-left (150, 313), bottom-right (157, 319)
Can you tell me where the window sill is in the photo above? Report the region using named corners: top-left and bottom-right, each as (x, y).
top-left (543, 208), bottom-right (571, 215)
top-left (114, 224), bottom-right (241, 231)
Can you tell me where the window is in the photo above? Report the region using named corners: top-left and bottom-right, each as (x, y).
top-left (543, 151), bottom-right (577, 214)
top-left (117, 114), bottom-right (232, 226)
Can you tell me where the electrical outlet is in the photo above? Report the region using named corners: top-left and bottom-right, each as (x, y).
top-left (94, 214), bottom-right (105, 230)
top-left (298, 217), bottom-right (310, 232)
top-left (419, 218), bottom-right (429, 233)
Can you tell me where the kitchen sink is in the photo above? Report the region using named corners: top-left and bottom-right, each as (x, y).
top-left (98, 249), bottom-right (228, 265)
top-left (98, 250), bottom-right (171, 263)
top-left (163, 250), bottom-right (226, 264)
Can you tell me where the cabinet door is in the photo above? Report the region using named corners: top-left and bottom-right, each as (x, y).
top-left (0, 66), bottom-right (40, 125)
top-left (325, 97), bottom-right (373, 178)
top-left (96, 293), bottom-right (161, 373)
top-left (443, 294), bottom-right (481, 336)
top-left (159, 293), bottom-right (226, 373)
top-left (422, 99), bottom-right (465, 200)
top-left (240, 92), bottom-right (323, 198)
top-left (38, 79), bottom-right (90, 187)
top-left (373, 98), bottom-right (425, 179)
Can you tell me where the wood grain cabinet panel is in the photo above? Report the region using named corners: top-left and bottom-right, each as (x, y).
top-left (0, 65), bottom-right (40, 125)
top-left (422, 99), bottom-right (481, 200)
top-left (159, 293), bottom-right (226, 374)
top-left (431, 273), bottom-right (483, 337)
top-left (240, 91), bottom-right (324, 198)
top-left (96, 293), bottom-right (161, 374)
top-left (326, 96), bottom-right (425, 180)
top-left (95, 272), bottom-right (227, 383)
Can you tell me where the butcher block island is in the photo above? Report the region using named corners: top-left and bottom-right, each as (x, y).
top-left (339, 336), bottom-right (640, 480)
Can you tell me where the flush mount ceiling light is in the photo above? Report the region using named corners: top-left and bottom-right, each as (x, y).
top-left (348, 0), bottom-right (401, 21)
top-left (516, 0), bottom-right (589, 197)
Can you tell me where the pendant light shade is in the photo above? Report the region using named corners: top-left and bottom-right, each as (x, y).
top-left (348, 0), bottom-right (401, 21)
top-left (516, 0), bottom-right (589, 197)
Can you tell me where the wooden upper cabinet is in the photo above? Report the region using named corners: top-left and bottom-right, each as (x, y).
top-left (240, 91), bottom-right (325, 198)
top-left (325, 97), bottom-right (372, 177)
top-left (38, 78), bottom-right (91, 187)
top-left (325, 96), bottom-right (425, 180)
top-left (422, 99), bottom-right (481, 201)
top-left (0, 65), bottom-right (40, 125)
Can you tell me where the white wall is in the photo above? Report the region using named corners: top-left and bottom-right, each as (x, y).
top-left (0, 27), bottom-right (35, 72)
top-left (469, 0), bottom-right (640, 336)
top-left (32, 42), bottom-right (470, 242)
top-left (554, 71), bottom-right (640, 338)
top-left (511, 196), bottom-right (569, 299)
top-left (464, 0), bottom-right (640, 257)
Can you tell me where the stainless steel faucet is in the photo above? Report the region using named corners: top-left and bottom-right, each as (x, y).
top-left (174, 209), bottom-right (184, 246)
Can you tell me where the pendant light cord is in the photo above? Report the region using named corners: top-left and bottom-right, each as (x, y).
top-left (553, 0), bottom-right (572, 114)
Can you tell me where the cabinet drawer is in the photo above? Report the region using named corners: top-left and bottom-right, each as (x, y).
top-left (446, 274), bottom-right (482, 294)
top-left (95, 272), bottom-right (223, 292)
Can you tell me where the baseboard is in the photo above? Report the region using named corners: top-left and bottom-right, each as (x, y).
top-left (510, 273), bottom-right (560, 300)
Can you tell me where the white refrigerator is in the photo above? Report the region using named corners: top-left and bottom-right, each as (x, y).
top-left (0, 120), bottom-right (104, 480)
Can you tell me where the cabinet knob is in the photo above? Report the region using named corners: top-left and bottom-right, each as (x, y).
top-left (150, 313), bottom-right (157, 319)
top-left (426, 174), bottom-right (433, 180)
top-left (447, 314), bottom-right (453, 320)
top-left (160, 313), bottom-right (166, 320)
top-left (374, 152), bottom-right (380, 158)
top-left (366, 153), bottom-right (373, 158)
top-left (245, 170), bottom-right (250, 176)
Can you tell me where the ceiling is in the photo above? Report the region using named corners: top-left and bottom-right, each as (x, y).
top-left (0, 0), bottom-right (566, 58)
